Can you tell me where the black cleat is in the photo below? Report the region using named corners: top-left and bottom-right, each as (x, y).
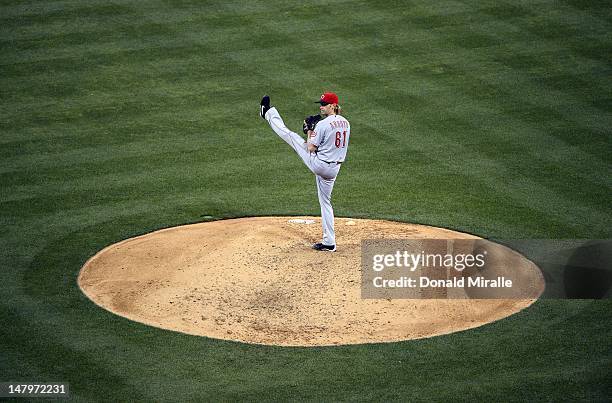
top-left (312, 243), bottom-right (336, 252)
top-left (260, 95), bottom-right (271, 119)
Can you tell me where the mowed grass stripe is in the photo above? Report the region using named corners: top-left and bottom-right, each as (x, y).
top-left (270, 6), bottom-right (608, 124)
top-left (391, 92), bottom-right (612, 213)
top-left (1, 74), bottom-right (260, 128)
top-left (364, 16), bottom-right (609, 114)
top-left (1, 34), bottom-right (199, 66)
top-left (0, 21), bottom-right (177, 55)
top-left (0, 134), bottom-right (285, 201)
top-left (1, 180), bottom-right (314, 223)
top-left (0, 121), bottom-right (256, 172)
top-left (0, 1), bottom-right (133, 22)
top-left (1, 0), bottom-right (502, 68)
top-left (1, 179), bottom-right (318, 237)
top-left (1, 42), bottom-right (264, 102)
top-left (348, 97), bottom-right (611, 232)
top-left (1, 22), bottom-right (296, 125)
top-left (0, 8), bottom-right (273, 66)
top-left (0, 1), bottom-right (346, 43)
top-left (3, 0), bottom-right (608, 194)
top-left (0, 71), bottom-right (255, 131)
top-left (0, 150), bottom-right (275, 202)
top-left (0, 132), bottom-right (308, 196)
top-left (343, 149), bottom-right (604, 240)
top-left (0, 0), bottom-right (239, 39)
top-left (403, 58), bottom-right (612, 168)
top-left (236, 34), bottom-right (610, 186)
top-left (0, 0), bottom-right (359, 57)
top-left (0, 37), bottom-right (224, 76)
top-left (0, 99), bottom-right (264, 156)
top-left (0, 0), bottom-right (110, 18)
top-left (0, 193), bottom-right (182, 242)
top-left (340, 167), bottom-right (578, 237)
top-left (319, 14), bottom-right (611, 168)
top-left (0, 307), bottom-right (148, 401)
top-left (5, 0), bottom-right (604, 133)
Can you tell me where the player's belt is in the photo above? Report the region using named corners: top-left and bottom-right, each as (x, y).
top-left (321, 160), bottom-right (343, 164)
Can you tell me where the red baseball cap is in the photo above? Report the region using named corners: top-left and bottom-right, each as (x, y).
top-left (315, 92), bottom-right (339, 105)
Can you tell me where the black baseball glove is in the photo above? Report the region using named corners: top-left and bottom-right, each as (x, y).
top-left (302, 114), bottom-right (322, 135)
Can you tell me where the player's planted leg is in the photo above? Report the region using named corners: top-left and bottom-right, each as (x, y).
top-left (315, 175), bottom-right (336, 250)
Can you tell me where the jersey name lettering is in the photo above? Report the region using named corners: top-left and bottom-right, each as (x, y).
top-left (330, 120), bottom-right (349, 129)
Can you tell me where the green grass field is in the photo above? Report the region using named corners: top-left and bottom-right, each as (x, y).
top-left (1, 0), bottom-right (611, 401)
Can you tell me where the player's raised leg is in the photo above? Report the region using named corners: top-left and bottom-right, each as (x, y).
top-left (261, 96), bottom-right (316, 173)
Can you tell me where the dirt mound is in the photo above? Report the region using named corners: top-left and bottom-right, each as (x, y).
top-left (78, 217), bottom-right (543, 346)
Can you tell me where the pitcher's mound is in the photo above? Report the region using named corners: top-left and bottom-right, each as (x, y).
top-left (78, 217), bottom-right (543, 346)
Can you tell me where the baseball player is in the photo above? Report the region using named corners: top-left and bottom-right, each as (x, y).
top-left (260, 92), bottom-right (350, 252)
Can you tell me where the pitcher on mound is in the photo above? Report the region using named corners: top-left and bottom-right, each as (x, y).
top-left (260, 92), bottom-right (350, 252)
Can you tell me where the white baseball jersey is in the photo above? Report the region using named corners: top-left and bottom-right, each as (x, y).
top-left (308, 114), bottom-right (350, 162)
